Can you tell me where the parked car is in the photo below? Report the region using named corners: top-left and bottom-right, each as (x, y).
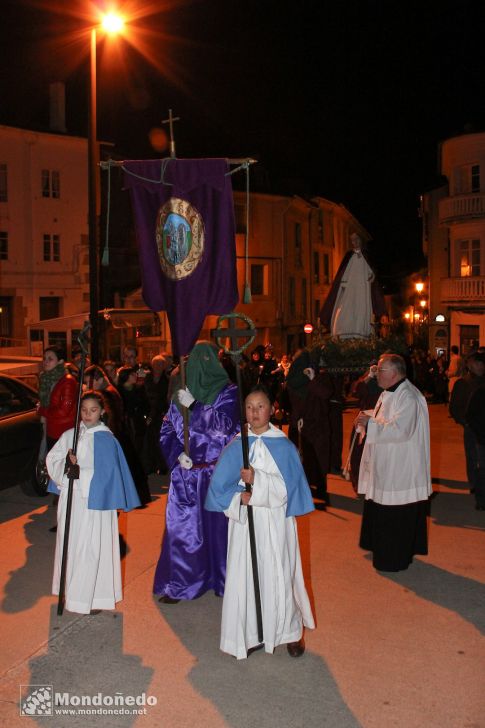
top-left (0, 374), bottom-right (44, 493)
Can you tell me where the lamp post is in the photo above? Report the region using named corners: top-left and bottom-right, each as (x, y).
top-left (88, 26), bottom-right (99, 362)
top-left (88, 13), bottom-right (124, 363)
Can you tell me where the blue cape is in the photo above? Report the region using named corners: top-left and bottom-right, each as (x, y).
top-left (48, 431), bottom-right (141, 512)
top-left (205, 433), bottom-right (314, 517)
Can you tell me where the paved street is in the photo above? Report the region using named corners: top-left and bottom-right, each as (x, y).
top-left (0, 403), bottom-right (484, 728)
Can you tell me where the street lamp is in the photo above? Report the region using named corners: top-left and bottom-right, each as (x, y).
top-left (88, 12), bottom-right (125, 363)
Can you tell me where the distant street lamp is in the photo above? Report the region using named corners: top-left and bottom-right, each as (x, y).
top-left (88, 12), bottom-right (125, 363)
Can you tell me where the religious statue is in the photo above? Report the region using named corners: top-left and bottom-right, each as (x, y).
top-left (319, 233), bottom-right (387, 339)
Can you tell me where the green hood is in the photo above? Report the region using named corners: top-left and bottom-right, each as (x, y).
top-left (186, 342), bottom-right (229, 405)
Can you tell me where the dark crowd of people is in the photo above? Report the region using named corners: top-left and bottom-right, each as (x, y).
top-left (38, 340), bottom-right (484, 514)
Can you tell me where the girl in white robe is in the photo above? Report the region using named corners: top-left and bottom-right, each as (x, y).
top-left (47, 391), bottom-right (140, 614)
top-left (206, 387), bottom-right (315, 659)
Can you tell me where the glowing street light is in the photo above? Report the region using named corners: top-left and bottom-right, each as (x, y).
top-left (415, 282), bottom-right (424, 294)
top-left (102, 12), bottom-right (125, 34)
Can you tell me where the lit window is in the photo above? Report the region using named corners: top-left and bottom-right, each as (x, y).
top-left (458, 239), bottom-right (480, 277)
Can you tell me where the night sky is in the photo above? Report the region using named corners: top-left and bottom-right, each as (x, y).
top-left (2, 0), bottom-right (485, 292)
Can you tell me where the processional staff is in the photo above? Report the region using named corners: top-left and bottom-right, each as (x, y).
top-left (214, 313), bottom-right (263, 645)
top-left (57, 322), bottom-right (91, 616)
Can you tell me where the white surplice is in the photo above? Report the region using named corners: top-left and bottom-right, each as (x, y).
top-left (47, 423), bottom-right (122, 614)
top-left (331, 250), bottom-right (374, 339)
top-left (221, 428), bottom-right (315, 659)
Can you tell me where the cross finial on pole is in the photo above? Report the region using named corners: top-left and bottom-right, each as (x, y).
top-left (162, 108), bottom-right (180, 159)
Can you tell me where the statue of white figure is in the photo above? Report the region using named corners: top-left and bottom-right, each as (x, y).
top-left (320, 233), bottom-right (386, 339)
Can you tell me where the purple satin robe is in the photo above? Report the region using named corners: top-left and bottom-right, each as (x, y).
top-left (153, 383), bottom-right (240, 599)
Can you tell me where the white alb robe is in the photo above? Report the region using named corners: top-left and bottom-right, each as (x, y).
top-left (221, 429), bottom-right (315, 659)
top-left (358, 379), bottom-right (432, 505)
top-left (47, 423), bottom-right (122, 614)
top-left (331, 250), bottom-right (374, 339)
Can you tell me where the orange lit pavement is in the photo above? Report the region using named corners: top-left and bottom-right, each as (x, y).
top-left (0, 403), bottom-right (483, 727)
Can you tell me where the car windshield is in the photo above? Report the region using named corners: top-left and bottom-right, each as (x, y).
top-left (0, 379), bottom-right (37, 416)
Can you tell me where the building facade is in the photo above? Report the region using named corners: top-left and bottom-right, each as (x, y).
top-left (423, 131), bottom-right (485, 354)
top-left (0, 124), bottom-right (90, 353)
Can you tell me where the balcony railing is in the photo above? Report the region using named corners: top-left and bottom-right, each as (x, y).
top-left (439, 193), bottom-right (485, 224)
top-left (440, 276), bottom-right (485, 302)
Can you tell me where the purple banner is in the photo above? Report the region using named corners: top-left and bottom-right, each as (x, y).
top-left (124, 158), bottom-right (238, 355)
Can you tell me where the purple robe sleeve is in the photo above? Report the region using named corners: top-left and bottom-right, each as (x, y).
top-left (160, 405), bottom-right (185, 471)
top-left (159, 383), bottom-right (240, 468)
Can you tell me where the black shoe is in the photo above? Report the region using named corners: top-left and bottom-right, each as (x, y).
top-left (247, 643), bottom-right (264, 657)
top-left (49, 525), bottom-right (57, 533)
top-left (286, 639), bottom-right (305, 657)
top-left (158, 595), bottom-right (180, 604)
top-left (89, 609), bottom-right (102, 615)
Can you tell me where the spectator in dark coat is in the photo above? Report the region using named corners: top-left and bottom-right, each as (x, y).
top-left (286, 349), bottom-right (333, 507)
top-left (449, 352), bottom-right (485, 494)
top-left (142, 354), bottom-right (172, 475)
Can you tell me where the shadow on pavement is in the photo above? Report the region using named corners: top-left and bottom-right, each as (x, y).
top-left (0, 484), bottom-right (51, 525)
top-left (23, 606), bottom-right (155, 727)
top-left (378, 559), bottom-right (485, 635)
top-left (430, 492), bottom-right (485, 530)
top-left (432, 477), bottom-right (469, 490)
top-left (157, 592), bottom-right (362, 728)
top-left (325, 492), bottom-right (363, 517)
top-left (2, 508), bottom-right (54, 613)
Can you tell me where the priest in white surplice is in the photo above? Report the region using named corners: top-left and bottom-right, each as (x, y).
top-left (206, 387), bottom-right (315, 659)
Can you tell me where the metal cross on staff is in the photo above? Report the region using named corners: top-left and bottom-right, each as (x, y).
top-left (162, 108), bottom-right (180, 159)
top-left (213, 312), bottom-right (263, 645)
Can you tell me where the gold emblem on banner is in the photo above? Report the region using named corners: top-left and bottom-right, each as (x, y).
top-left (155, 198), bottom-right (204, 280)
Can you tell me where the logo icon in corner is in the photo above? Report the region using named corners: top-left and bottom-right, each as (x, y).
top-left (156, 198), bottom-right (204, 281)
top-left (20, 685), bottom-right (53, 716)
